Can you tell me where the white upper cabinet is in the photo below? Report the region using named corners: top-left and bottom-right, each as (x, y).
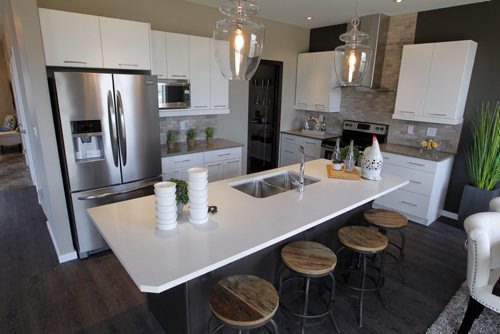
top-left (151, 30), bottom-right (167, 78)
top-left (39, 8), bottom-right (103, 68)
top-left (294, 51), bottom-right (341, 113)
top-left (393, 40), bottom-right (477, 125)
top-left (166, 32), bottom-right (190, 79)
top-left (210, 40), bottom-right (229, 110)
top-left (189, 36), bottom-right (211, 110)
top-left (99, 17), bottom-right (151, 70)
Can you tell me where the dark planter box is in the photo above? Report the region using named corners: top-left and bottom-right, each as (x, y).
top-left (458, 184), bottom-right (500, 226)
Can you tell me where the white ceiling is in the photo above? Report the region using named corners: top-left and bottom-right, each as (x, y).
top-left (186, 0), bottom-right (489, 28)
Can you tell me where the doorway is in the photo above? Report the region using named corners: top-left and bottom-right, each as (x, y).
top-left (247, 60), bottom-right (283, 174)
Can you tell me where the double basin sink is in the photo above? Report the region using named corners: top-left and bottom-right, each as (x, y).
top-left (231, 171), bottom-right (320, 198)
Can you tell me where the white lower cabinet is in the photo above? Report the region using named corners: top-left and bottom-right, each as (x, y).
top-left (373, 152), bottom-right (454, 226)
top-left (162, 152), bottom-right (204, 181)
top-left (162, 147), bottom-right (242, 182)
top-left (204, 147), bottom-right (242, 182)
top-left (279, 134), bottom-right (321, 167)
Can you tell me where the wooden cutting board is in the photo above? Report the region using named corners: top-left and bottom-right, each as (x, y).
top-left (326, 164), bottom-right (361, 180)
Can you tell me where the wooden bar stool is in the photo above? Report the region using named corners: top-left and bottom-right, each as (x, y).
top-left (278, 240), bottom-right (340, 334)
top-left (364, 208), bottom-right (408, 283)
top-left (337, 226), bottom-right (388, 327)
top-left (208, 275), bottom-right (279, 333)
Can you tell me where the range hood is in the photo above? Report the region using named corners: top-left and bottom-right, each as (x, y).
top-left (346, 13), bottom-right (390, 91)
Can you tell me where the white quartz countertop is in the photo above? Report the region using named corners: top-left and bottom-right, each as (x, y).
top-left (88, 159), bottom-right (408, 293)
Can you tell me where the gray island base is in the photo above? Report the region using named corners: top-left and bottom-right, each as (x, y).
top-left (88, 159), bottom-right (408, 333)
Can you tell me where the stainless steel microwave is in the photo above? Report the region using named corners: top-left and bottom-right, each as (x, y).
top-left (158, 79), bottom-right (191, 109)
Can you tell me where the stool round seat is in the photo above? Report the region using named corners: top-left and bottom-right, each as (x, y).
top-left (338, 226), bottom-right (388, 253)
top-left (364, 208), bottom-right (408, 229)
top-left (209, 275), bottom-right (279, 328)
top-left (282, 240), bottom-right (337, 276)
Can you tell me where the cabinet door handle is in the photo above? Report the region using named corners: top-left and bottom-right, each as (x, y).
top-left (401, 200), bottom-right (418, 207)
top-left (285, 150), bottom-right (294, 154)
top-left (383, 156), bottom-right (390, 160)
top-left (175, 159), bottom-right (191, 163)
top-left (284, 138), bottom-right (294, 142)
top-left (399, 110), bottom-right (415, 114)
top-left (171, 74), bottom-right (187, 78)
top-left (213, 105), bottom-right (227, 108)
top-left (427, 113), bottom-right (447, 116)
top-left (409, 180), bottom-right (422, 184)
top-left (193, 105), bottom-right (208, 109)
top-left (207, 163), bottom-right (221, 167)
top-left (118, 63), bottom-right (139, 67)
top-left (64, 60), bottom-right (87, 64)
top-left (407, 162), bottom-right (426, 167)
top-left (304, 141), bottom-right (317, 145)
top-left (217, 153), bottom-right (231, 157)
top-left (227, 160), bottom-right (239, 164)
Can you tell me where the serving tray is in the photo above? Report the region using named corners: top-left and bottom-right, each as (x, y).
top-left (326, 164), bottom-right (361, 180)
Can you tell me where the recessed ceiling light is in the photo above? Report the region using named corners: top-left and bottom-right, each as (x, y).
top-left (306, 16), bottom-right (313, 20)
top-left (393, 0), bottom-right (404, 3)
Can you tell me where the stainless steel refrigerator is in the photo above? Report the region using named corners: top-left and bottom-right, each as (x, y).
top-left (51, 72), bottom-right (161, 258)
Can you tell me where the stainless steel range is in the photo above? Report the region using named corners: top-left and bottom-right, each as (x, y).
top-left (321, 120), bottom-right (388, 160)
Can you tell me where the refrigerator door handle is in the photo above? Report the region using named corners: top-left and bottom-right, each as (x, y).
top-left (107, 90), bottom-right (119, 167)
top-left (77, 178), bottom-right (160, 200)
top-left (116, 90), bottom-right (127, 166)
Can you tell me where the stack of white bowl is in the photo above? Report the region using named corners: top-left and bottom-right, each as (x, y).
top-left (154, 181), bottom-right (178, 230)
top-left (187, 167), bottom-right (209, 224)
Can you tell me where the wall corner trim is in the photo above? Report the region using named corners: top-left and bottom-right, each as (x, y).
top-left (46, 220), bottom-right (78, 263)
top-left (441, 210), bottom-right (458, 220)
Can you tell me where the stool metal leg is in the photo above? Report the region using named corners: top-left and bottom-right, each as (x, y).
top-left (377, 251), bottom-right (387, 308)
top-left (359, 254), bottom-right (367, 327)
top-left (398, 229), bottom-right (408, 283)
top-left (300, 277), bottom-right (311, 334)
top-left (268, 319), bottom-right (279, 333)
top-left (328, 272), bottom-right (341, 333)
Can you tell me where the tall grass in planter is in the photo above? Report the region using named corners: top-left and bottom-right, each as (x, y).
top-left (458, 102), bottom-right (500, 224)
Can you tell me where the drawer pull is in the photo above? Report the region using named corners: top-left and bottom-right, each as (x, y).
top-left (428, 113), bottom-right (447, 116)
top-left (119, 63), bottom-right (139, 67)
top-left (217, 153), bottom-right (231, 157)
top-left (304, 141), bottom-right (317, 145)
top-left (284, 138), bottom-right (295, 142)
top-left (175, 159), bottom-right (190, 163)
top-left (207, 163), bottom-right (221, 167)
top-left (409, 180), bottom-right (422, 184)
top-left (408, 162), bottom-right (426, 167)
top-left (213, 105), bottom-right (227, 108)
top-left (171, 74), bottom-right (187, 78)
top-left (399, 110), bottom-right (415, 114)
top-left (64, 60), bottom-right (87, 64)
top-left (285, 150), bottom-right (294, 154)
top-left (193, 105), bottom-right (208, 109)
top-left (227, 160), bottom-right (239, 164)
top-left (401, 200), bottom-right (418, 207)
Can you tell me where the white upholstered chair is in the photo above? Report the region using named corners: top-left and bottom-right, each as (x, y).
top-left (490, 197), bottom-right (500, 213)
top-left (458, 211), bottom-right (500, 333)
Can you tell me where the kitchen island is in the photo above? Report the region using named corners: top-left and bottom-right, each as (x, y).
top-left (88, 159), bottom-right (408, 333)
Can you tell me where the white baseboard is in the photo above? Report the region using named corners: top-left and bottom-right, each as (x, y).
top-left (441, 210), bottom-right (458, 220)
top-left (46, 220), bottom-right (78, 263)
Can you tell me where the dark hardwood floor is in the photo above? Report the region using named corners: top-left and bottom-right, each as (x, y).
top-left (0, 186), bottom-right (467, 333)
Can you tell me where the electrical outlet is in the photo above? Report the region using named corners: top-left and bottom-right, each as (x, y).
top-left (407, 125), bottom-right (414, 135)
top-left (180, 120), bottom-right (188, 130)
top-left (426, 127), bottom-right (437, 137)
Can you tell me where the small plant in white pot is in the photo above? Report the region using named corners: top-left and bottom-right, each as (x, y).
top-left (458, 102), bottom-right (500, 224)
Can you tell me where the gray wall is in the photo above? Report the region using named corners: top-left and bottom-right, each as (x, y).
top-left (3, 0), bottom-right (74, 260)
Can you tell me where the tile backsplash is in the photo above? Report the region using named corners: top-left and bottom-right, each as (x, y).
top-left (301, 13), bottom-right (463, 153)
top-left (159, 115), bottom-right (218, 144)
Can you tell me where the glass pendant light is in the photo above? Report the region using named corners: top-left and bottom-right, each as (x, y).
top-left (334, 1), bottom-right (372, 87)
top-left (213, 0), bottom-right (265, 80)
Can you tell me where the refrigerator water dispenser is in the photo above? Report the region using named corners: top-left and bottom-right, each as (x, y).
top-left (71, 120), bottom-right (104, 161)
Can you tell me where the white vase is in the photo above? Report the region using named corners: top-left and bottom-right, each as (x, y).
top-left (361, 135), bottom-right (383, 180)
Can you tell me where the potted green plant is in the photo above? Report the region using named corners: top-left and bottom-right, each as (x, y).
top-left (458, 102), bottom-right (500, 224)
top-left (166, 129), bottom-right (178, 150)
top-left (205, 127), bottom-right (215, 146)
top-left (169, 178), bottom-right (188, 212)
top-left (186, 128), bottom-right (197, 147)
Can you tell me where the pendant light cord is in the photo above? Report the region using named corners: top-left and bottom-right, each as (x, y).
top-left (354, 0), bottom-right (360, 18)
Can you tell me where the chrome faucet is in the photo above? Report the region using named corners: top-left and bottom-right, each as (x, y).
top-left (298, 145), bottom-right (305, 193)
